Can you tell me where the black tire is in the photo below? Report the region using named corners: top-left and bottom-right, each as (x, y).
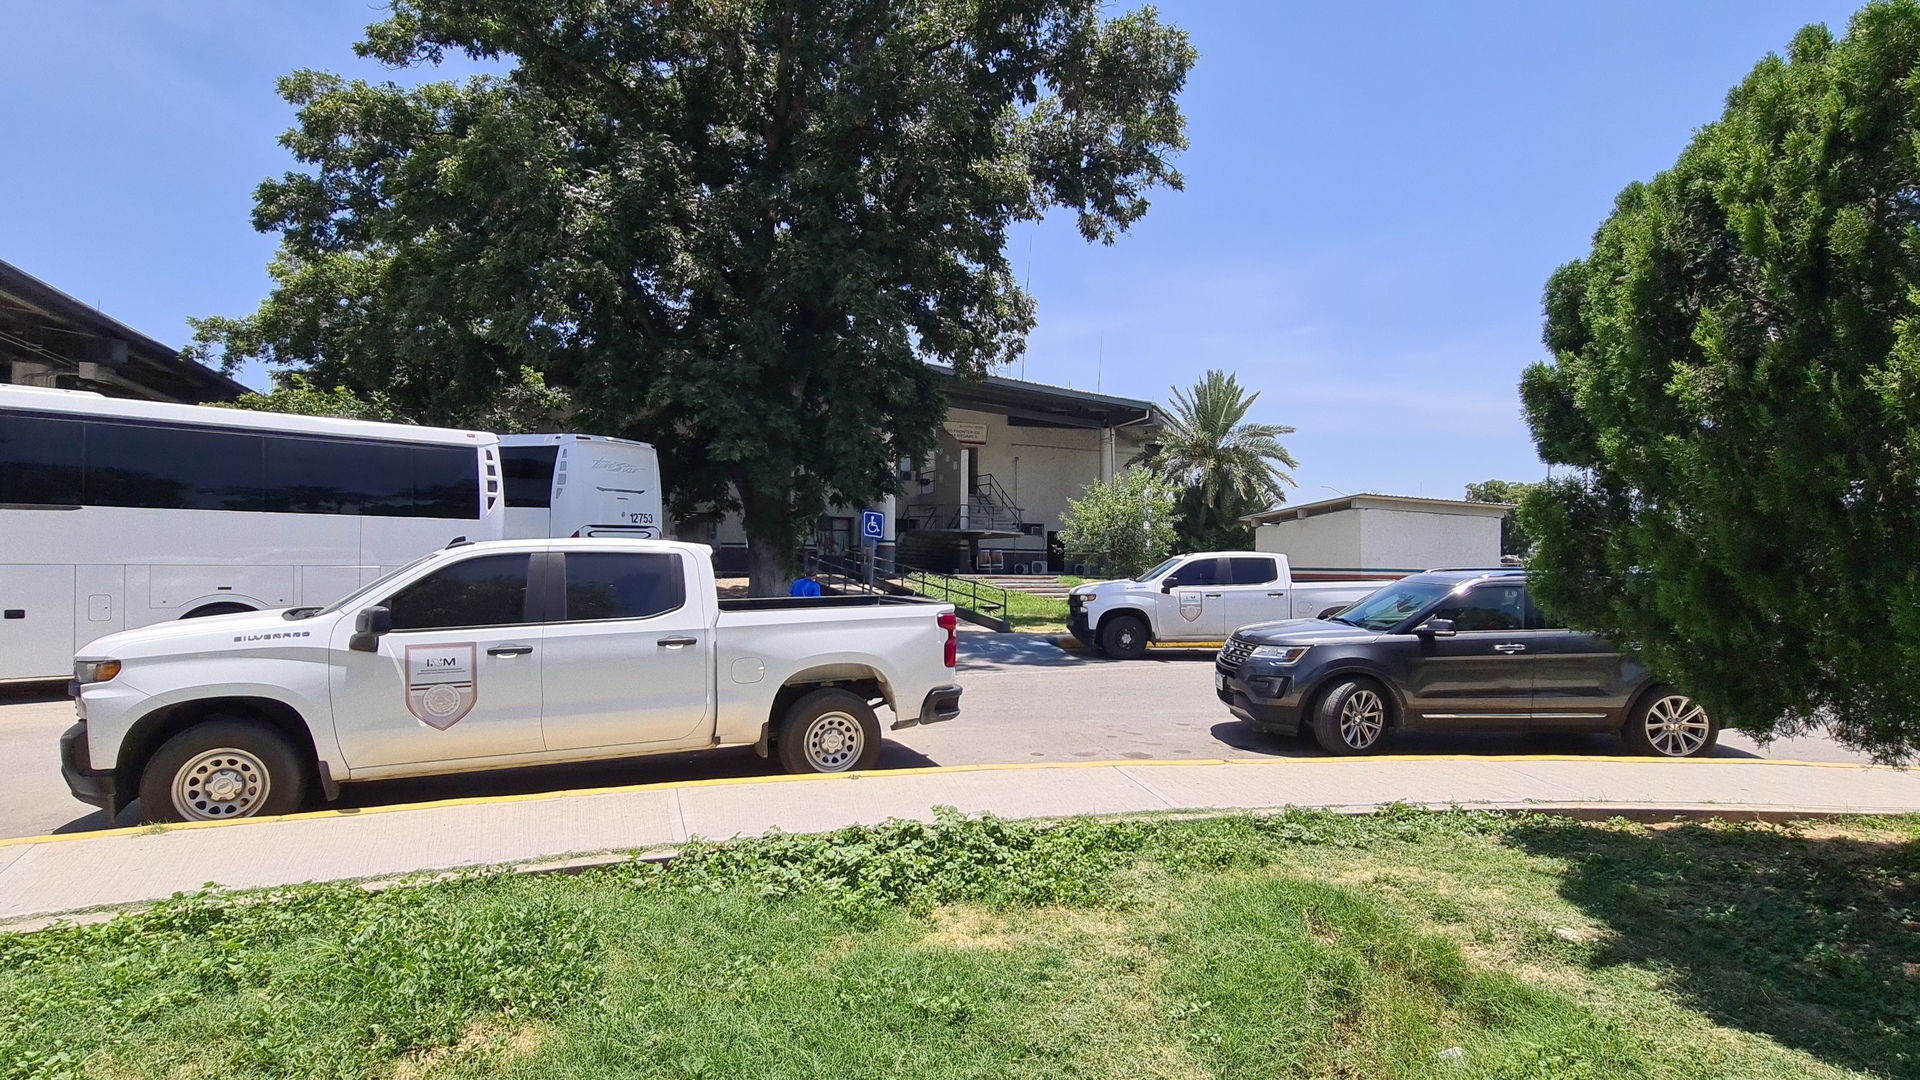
top-left (138, 719), bottom-right (309, 823)
top-left (181, 602), bottom-right (255, 619)
top-left (1098, 613), bottom-right (1150, 660)
top-left (776, 688), bottom-right (883, 774)
top-left (1310, 678), bottom-right (1392, 755)
top-left (1622, 688), bottom-right (1718, 758)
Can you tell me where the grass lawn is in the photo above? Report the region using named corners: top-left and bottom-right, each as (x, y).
top-left (999, 589), bottom-right (1068, 634)
top-left (6, 809), bottom-right (1919, 1079)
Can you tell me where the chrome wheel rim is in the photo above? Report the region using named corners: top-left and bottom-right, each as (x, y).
top-left (1645, 694), bottom-right (1711, 756)
top-left (1340, 690), bottom-right (1386, 749)
top-left (171, 748), bottom-right (271, 820)
top-left (803, 712), bottom-right (865, 772)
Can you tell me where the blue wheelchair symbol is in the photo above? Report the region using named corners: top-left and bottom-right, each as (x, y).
top-left (860, 510), bottom-right (885, 541)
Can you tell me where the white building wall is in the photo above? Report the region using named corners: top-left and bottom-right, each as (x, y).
top-left (1358, 508), bottom-right (1502, 570)
top-left (1253, 512), bottom-right (1364, 568)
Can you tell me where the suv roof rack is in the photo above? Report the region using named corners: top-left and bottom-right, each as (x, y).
top-left (1422, 566), bottom-right (1525, 573)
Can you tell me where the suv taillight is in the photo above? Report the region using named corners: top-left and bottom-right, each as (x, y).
top-left (939, 611), bottom-right (957, 668)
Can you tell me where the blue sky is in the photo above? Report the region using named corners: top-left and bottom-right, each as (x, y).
top-left (0, 1), bottom-right (1864, 502)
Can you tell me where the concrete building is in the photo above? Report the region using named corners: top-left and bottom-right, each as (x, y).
top-left (1242, 494), bottom-right (1510, 574)
top-left (692, 368), bottom-right (1159, 574)
top-left (1, 259), bottom-right (246, 403)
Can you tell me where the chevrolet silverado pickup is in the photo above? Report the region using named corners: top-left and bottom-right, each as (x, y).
top-left (62, 538), bottom-right (962, 822)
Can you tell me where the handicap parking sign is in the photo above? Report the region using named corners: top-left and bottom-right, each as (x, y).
top-left (860, 509), bottom-right (885, 544)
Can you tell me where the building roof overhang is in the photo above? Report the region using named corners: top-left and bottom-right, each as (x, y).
top-left (1241, 493), bottom-right (1515, 525)
top-left (930, 364), bottom-right (1157, 430)
top-left (0, 258), bottom-right (248, 403)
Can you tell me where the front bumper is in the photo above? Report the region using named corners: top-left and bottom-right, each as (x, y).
top-left (1215, 663), bottom-right (1305, 734)
top-left (59, 722), bottom-right (115, 810)
top-left (1067, 606), bottom-right (1093, 645)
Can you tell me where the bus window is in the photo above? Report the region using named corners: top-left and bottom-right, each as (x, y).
top-left (501, 445), bottom-right (558, 508)
top-left (84, 420), bottom-right (266, 511)
top-left (0, 412), bottom-right (84, 504)
top-left (410, 445), bottom-right (482, 519)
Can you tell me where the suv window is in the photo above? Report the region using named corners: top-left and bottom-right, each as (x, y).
top-left (1229, 557), bottom-right (1278, 586)
top-left (386, 554), bottom-right (532, 631)
top-left (562, 552), bottom-right (685, 620)
top-left (1524, 593), bottom-right (1567, 630)
top-left (1430, 582), bottom-right (1526, 632)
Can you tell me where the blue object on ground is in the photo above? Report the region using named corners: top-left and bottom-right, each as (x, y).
top-left (790, 577), bottom-right (823, 597)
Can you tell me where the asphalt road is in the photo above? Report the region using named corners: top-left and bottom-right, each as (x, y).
top-left (0, 633), bottom-right (1877, 841)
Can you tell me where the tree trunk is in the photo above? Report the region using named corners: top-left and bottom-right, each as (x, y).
top-left (740, 483), bottom-right (799, 597)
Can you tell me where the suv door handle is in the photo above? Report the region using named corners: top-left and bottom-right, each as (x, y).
top-left (487, 644), bottom-right (534, 656)
top-left (659, 636), bottom-right (698, 648)
top-left (1493, 644), bottom-right (1527, 654)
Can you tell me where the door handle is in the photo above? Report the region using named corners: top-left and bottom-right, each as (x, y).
top-left (1493, 644), bottom-right (1527, 654)
top-left (487, 644), bottom-right (534, 656)
top-left (1205, 592), bottom-right (1222, 598)
top-left (1266, 592), bottom-right (1285, 597)
top-left (659, 636), bottom-right (698, 648)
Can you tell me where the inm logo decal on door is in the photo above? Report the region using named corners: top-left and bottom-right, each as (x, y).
top-left (405, 643), bottom-right (478, 729)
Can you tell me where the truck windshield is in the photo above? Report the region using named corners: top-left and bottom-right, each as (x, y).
top-left (308, 552), bottom-right (443, 617)
top-left (1133, 557), bottom-right (1184, 582)
top-left (1335, 579), bottom-right (1457, 631)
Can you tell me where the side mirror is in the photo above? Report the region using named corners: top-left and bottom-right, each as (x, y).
top-left (349, 606), bottom-right (392, 652)
top-left (1161, 577), bottom-right (1181, 594)
top-left (1417, 617), bottom-right (1456, 638)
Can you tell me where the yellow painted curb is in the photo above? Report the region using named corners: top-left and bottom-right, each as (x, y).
top-left (0, 753), bottom-right (1894, 850)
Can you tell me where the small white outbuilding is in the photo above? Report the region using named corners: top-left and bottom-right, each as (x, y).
top-left (1242, 494), bottom-right (1511, 574)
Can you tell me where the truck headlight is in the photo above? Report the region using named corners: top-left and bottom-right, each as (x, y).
top-left (74, 659), bottom-right (121, 684)
top-left (1249, 646), bottom-right (1309, 664)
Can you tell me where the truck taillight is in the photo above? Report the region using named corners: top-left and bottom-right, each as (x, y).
top-left (939, 611), bottom-right (957, 668)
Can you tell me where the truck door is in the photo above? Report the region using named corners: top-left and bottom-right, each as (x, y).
top-left (329, 552), bottom-right (545, 768)
top-left (537, 550), bottom-right (712, 751)
top-left (1154, 556), bottom-right (1229, 641)
top-left (1218, 556), bottom-right (1288, 636)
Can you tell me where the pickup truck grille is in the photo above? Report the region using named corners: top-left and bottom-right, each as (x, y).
top-left (1217, 637), bottom-right (1256, 670)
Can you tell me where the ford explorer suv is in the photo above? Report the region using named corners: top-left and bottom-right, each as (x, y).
top-left (62, 538), bottom-right (962, 822)
top-left (1214, 568), bottom-right (1716, 757)
top-left (1067, 552), bottom-right (1390, 659)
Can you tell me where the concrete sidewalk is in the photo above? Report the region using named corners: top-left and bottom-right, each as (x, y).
top-left (2, 755), bottom-right (1916, 924)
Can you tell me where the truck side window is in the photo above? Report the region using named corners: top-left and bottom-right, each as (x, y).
top-left (1229, 557), bottom-right (1278, 586)
top-left (385, 554), bottom-right (533, 631)
top-left (1172, 558), bottom-right (1228, 587)
top-left (1429, 584), bottom-right (1526, 633)
top-left (562, 552), bottom-right (686, 621)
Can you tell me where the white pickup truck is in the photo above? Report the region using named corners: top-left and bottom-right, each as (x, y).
top-left (1066, 551), bottom-right (1391, 659)
top-left (61, 538), bottom-right (962, 823)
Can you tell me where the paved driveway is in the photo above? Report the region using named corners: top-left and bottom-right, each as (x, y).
top-left (0, 635), bottom-right (1875, 840)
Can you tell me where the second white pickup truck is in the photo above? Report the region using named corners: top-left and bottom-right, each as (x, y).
top-left (62, 538), bottom-right (962, 822)
top-left (1066, 551), bottom-right (1391, 659)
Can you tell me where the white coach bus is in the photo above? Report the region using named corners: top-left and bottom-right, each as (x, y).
top-left (499, 433), bottom-right (662, 540)
top-left (0, 386), bottom-right (506, 681)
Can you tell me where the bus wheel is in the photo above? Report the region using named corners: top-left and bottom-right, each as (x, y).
top-left (181, 602), bottom-right (255, 619)
top-left (138, 719), bottom-right (308, 823)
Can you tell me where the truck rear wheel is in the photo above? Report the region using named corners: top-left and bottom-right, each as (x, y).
top-left (777, 688), bottom-right (883, 774)
top-left (138, 719), bottom-right (309, 823)
top-left (1099, 613), bottom-right (1149, 660)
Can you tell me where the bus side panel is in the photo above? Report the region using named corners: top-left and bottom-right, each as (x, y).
top-left (0, 565), bottom-right (77, 680)
top-left (74, 564), bottom-right (126, 653)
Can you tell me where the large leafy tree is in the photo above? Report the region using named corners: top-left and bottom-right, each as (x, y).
top-left (1519, 2), bottom-right (1920, 761)
top-left (1059, 467), bottom-right (1177, 577)
top-left (1138, 369), bottom-right (1297, 550)
top-left (191, 0), bottom-right (1194, 594)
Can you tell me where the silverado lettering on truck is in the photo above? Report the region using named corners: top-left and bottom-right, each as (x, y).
top-left (62, 539), bottom-right (962, 822)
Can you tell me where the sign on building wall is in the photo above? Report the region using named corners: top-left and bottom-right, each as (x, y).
top-left (944, 421), bottom-right (988, 446)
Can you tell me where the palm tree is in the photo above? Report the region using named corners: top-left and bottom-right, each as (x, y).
top-left (1137, 370), bottom-right (1298, 549)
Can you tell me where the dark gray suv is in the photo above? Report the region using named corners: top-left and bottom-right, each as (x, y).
top-left (1214, 569), bottom-right (1717, 757)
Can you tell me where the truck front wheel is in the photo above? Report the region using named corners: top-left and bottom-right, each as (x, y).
top-left (777, 688), bottom-right (883, 774)
top-left (138, 719), bottom-right (309, 823)
top-left (1098, 613), bottom-right (1149, 660)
